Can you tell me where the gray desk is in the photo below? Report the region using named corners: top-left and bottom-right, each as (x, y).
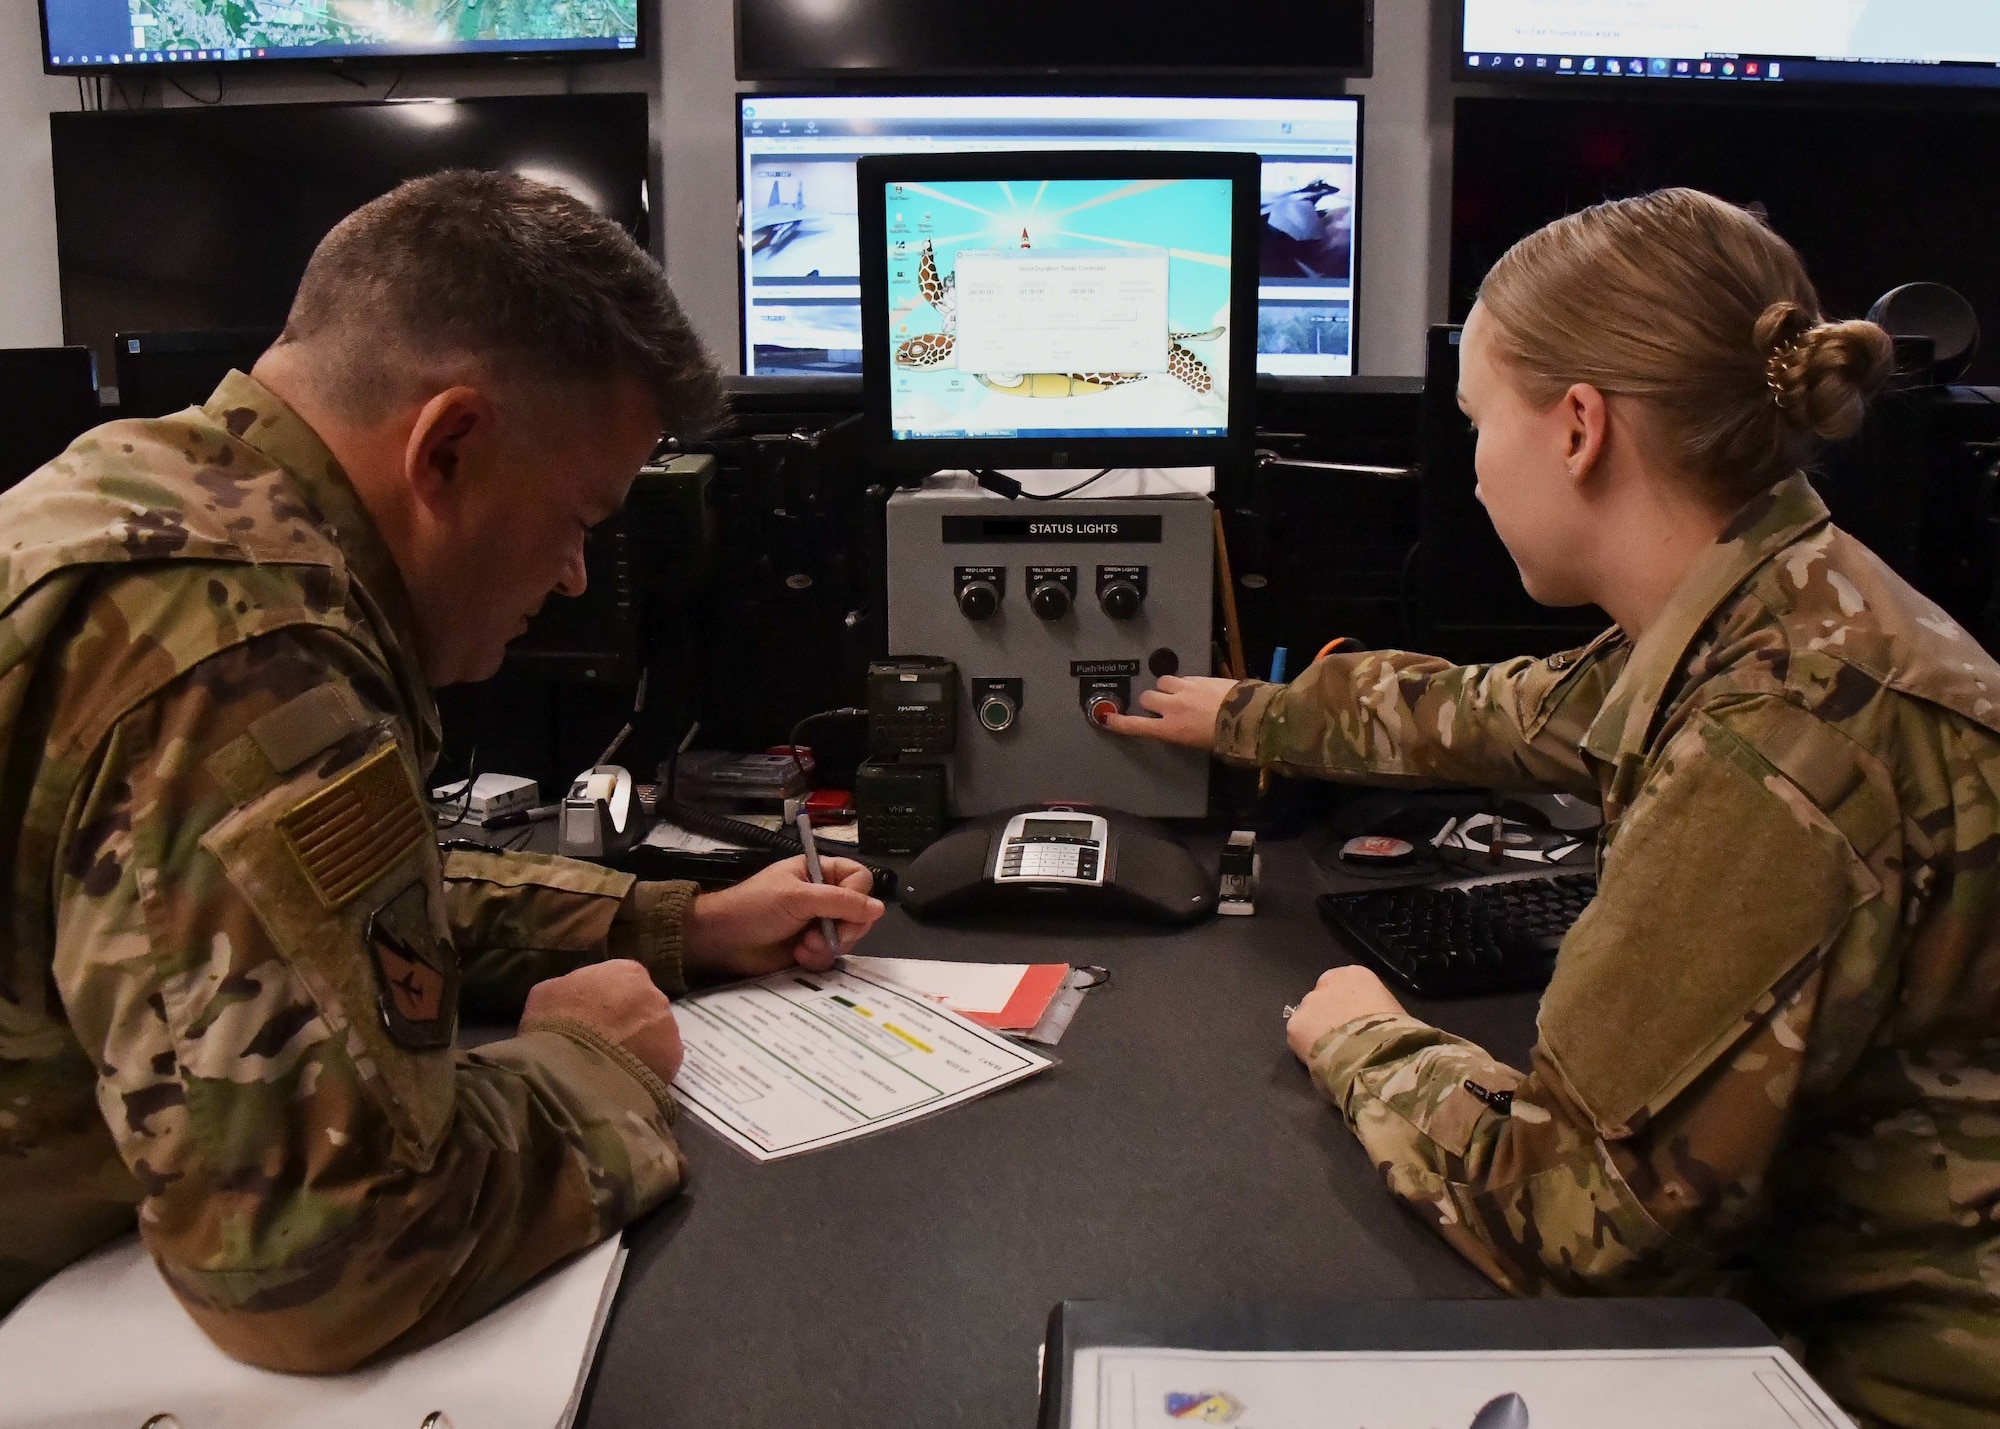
top-left (567, 834), bottom-right (1546, 1429)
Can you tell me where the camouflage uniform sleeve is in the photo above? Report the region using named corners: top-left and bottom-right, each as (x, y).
top-left (1213, 633), bottom-right (1627, 796)
top-left (440, 848), bottom-right (700, 1019)
top-left (49, 628), bottom-right (686, 1373)
top-left (1306, 706), bottom-right (1861, 1295)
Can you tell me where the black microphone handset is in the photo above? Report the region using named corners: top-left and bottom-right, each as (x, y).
top-left (900, 804), bottom-right (1215, 924)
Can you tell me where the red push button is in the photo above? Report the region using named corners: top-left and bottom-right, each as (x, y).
top-left (1089, 697), bottom-right (1122, 726)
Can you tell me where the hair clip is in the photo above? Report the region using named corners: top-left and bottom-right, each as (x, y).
top-left (1766, 338), bottom-right (1805, 404)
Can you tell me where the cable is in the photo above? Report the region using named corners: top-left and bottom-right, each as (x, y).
top-left (167, 68), bottom-right (223, 105)
top-left (788, 706), bottom-right (865, 751)
top-left (1024, 467), bottom-right (1114, 500)
top-left (432, 741), bottom-right (479, 830)
top-left (1396, 540), bottom-right (1423, 649)
top-left (971, 467), bottom-right (1114, 501)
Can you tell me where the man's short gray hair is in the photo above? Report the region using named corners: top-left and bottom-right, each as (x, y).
top-left (275, 169), bottom-right (722, 434)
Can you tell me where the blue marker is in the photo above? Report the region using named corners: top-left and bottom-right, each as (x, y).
top-left (1269, 646), bottom-right (1289, 684)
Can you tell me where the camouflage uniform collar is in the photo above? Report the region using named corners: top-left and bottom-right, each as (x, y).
top-left (1581, 474), bottom-right (1831, 767)
top-left (201, 370), bottom-right (441, 758)
top-left (202, 370), bottom-right (414, 633)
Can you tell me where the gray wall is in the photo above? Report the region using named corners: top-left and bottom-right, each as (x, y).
top-left (0, 0), bottom-right (1459, 376)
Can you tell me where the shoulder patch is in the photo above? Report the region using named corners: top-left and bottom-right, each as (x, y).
top-left (248, 681), bottom-right (371, 775)
top-left (367, 880), bottom-right (458, 1050)
top-left (277, 743), bottom-right (429, 909)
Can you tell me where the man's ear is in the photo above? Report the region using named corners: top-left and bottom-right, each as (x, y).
top-left (404, 387), bottom-right (495, 516)
top-left (1561, 382), bottom-right (1611, 488)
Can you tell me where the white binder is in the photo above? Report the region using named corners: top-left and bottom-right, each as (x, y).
top-left (0, 1233), bottom-right (626, 1429)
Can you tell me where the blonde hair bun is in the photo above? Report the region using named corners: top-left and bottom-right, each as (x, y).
top-left (1759, 300), bottom-right (1895, 443)
top-left (1478, 188), bottom-right (1895, 503)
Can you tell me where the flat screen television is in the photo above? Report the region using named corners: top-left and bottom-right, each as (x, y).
top-left (1460, 1), bottom-right (2000, 92)
top-left (1450, 95), bottom-right (2000, 385)
top-left (858, 148), bottom-right (1261, 473)
top-left (50, 93), bottom-right (650, 386)
top-left (42, 0), bottom-right (641, 72)
top-left (736, 0), bottom-right (1371, 79)
top-left (740, 94), bottom-right (1362, 379)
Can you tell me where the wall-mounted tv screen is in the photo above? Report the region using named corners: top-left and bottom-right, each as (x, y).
top-left (42, 0), bottom-right (640, 72)
top-left (51, 94), bottom-right (650, 382)
top-left (736, 0), bottom-right (1371, 79)
top-left (1461, 1), bottom-right (2000, 92)
top-left (739, 95), bottom-right (1363, 379)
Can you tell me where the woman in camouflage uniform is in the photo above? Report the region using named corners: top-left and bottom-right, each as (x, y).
top-left (1113, 188), bottom-right (2000, 1427)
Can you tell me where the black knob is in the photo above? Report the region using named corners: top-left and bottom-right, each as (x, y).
top-left (958, 579), bottom-right (999, 620)
top-left (1099, 581), bottom-right (1142, 620)
top-left (1029, 581), bottom-right (1071, 621)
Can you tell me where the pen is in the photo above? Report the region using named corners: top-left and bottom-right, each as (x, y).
top-left (795, 810), bottom-right (844, 957)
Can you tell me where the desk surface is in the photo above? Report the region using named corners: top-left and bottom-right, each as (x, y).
top-left (571, 833), bottom-right (1546, 1429)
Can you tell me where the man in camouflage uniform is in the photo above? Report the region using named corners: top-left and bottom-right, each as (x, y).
top-left (1121, 474), bottom-right (2000, 1426)
top-left (0, 171), bottom-right (883, 1370)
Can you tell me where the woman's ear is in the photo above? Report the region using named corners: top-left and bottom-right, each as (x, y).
top-left (1562, 382), bottom-right (1611, 487)
top-left (403, 386), bottom-right (494, 516)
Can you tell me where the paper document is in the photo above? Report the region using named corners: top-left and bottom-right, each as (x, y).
top-left (841, 954), bottom-right (1071, 1031)
top-left (0, 1234), bottom-right (626, 1429)
top-left (1068, 1345), bottom-right (1855, 1429)
top-left (672, 963), bottom-right (1052, 1160)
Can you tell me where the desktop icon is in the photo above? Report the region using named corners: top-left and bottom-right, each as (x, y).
top-left (1722, 61), bottom-right (1736, 75)
top-left (1582, 57), bottom-right (1597, 71)
top-left (1606, 59), bottom-right (1622, 74)
top-left (1468, 53), bottom-right (1481, 66)
top-left (1770, 62), bottom-right (1782, 78)
top-left (1699, 60), bottom-right (1713, 74)
top-left (1649, 58), bottom-right (1669, 76)
top-left (1746, 62), bottom-right (1760, 76)
top-left (1675, 60), bottom-right (1690, 74)
top-left (1513, 55), bottom-right (1525, 68)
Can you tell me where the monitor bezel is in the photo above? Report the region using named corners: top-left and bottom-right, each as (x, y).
top-left (1453, 0), bottom-right (2000, 94)
top-left (736, 90), bottom-right (1365, 381)
top-left (857, 147), bottom-right (1262, 474)
top-left (734, 0), bottom-right (1373, 81)
top-left (39, 0), bottom-right (648, 75)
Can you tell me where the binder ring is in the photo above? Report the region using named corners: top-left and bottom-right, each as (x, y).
top-left (422, 1415), bottom-right (456, 1429)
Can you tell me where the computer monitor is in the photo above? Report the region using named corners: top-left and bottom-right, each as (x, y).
top-left (41, 0), bottom-right (641, 72)
top-left (113, 329), bottom-right (280, 419)
top-left (51, 95), bottom-right (649, 383)
top-left (858, 149), bottom-right (1260, 473)
top-left (736, 0), bottom-right (1371, 79)
top-left (1460, 1), bottom-right (2000, 91)
top-left (739, 95), bottom-right (1361, 379)
top-left (1451, 95), bottom-right (2000, 385)
top-left (0, 346), bottom-right (99, 492)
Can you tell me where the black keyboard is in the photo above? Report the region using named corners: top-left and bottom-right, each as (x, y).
top-left (1315, 872), bottom-right (1597, 998)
